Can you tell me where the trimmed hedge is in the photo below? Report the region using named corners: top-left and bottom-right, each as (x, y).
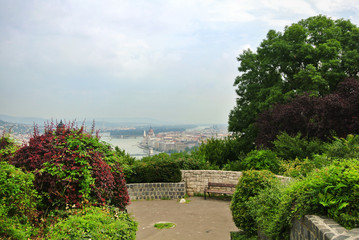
top-left (127, 158), bottom-right (181, 183)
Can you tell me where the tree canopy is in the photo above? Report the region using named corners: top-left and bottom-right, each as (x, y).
top-left (256, 78), bottom-right (359, 146)
top-left (229, 15), bottom-right (359, 151)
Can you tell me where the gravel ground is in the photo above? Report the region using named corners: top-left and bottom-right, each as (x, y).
top-left (126, 197), bottom-right (238, 240)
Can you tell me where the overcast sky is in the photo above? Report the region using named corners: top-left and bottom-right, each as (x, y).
top-left (1, 0), bottom-right (359, 124)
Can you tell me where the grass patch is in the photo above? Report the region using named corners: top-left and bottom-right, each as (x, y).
top-left (230, 231), bottom-right (257, 240)
top-left (154, 222), bottom-right (176, 229)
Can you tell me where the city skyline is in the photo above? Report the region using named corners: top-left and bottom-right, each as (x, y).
top-left (1, 0), bottom-right (359, 124)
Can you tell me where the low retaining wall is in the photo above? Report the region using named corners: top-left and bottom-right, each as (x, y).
top-left (126, 182), bottom-right (186, 200)
top-left (181, 170), bottom-right (290, 196)
top-left (258, 215), bottom-right (359, 240)
top-left (290, 215), bottom-right (359, 240)
top-left (181, 170), bottom-right (242, 196)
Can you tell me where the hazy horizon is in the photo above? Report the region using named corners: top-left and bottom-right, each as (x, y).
top-left (1, 0), bottom-right (359, 124)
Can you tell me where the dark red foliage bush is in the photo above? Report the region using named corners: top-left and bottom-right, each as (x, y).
top-left (256, 78), bottom-right (359, 146)
top-left (11, 122), bottom-right (129, 211)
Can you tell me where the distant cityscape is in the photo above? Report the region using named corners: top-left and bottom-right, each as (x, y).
top-left (0, 116), bottom-right (230, 155)
top-left (140, 126), bottom-right (230, 154)
top-left (0, 119), bottom-right (32, 142)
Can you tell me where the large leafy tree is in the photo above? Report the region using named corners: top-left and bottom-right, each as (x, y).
top-left (229, 15), bottom-right (359, 151)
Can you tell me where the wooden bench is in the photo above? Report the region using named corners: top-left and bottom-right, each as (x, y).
top-left (204, 182), bottom-right (236, 200)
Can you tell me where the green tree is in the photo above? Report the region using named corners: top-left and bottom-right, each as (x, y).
top-left (229, 15), bottom-right (359, 152)
top-left (196, 137), bottom-right (241, 168)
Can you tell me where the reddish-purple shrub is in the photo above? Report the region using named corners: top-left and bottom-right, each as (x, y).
top-left (256, 78), bottom-right (359, 146)
top-left (11, 122), bottom-right (129, 211)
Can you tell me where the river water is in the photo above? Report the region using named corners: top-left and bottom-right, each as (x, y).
top-left (101, 135), bottom-right (151, 159)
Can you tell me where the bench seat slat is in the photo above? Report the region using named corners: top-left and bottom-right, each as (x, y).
top-left (204, 182), bottom-right (236, 200)
top-left (205, 190), bottom-right (234, 194)
top-left (208, 182), bottom-right (236, 188)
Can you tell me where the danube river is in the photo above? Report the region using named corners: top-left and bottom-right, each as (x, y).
top-left (101, 135), bottom-right (152, 159)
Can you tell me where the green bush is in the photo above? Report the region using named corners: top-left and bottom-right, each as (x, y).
top-left (279, 154), bottom-right (332, 178)
top-left (272, 132), bottom-right (324, 160)
top-left (124, 151), bottom-right (215, 183)
top-left (195, 137), bottom-right (242, 168)
top-left (127, 155), bottom-right (181, 183)
top-left (47, 206), bottom-right (137, 240)
top-left (0, 133), bottom-right (19, 162)
top-left (230, 231), bottom-right (258, 240)
top-left (239, 149), bottom-right (281, 174)
top-left (223, 160), bottom-right (243, 171)
top-left (247, 159), bottom-right (359, 239)
top-left (170, 152), bottom-right (215, 170)
top-left (288, 159), bottom-right (359, 229)
top-left (323, 134), bottom-right (359, 159)
top-left (230, 170), bottom-right (280, 235)
top-left (0, 162), bottom-right (40, 239)
top-left (248, 182), bottom-right (291, 239)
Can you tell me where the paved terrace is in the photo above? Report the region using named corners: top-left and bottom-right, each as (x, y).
top-left (127, 197), bottom-right (238, 240)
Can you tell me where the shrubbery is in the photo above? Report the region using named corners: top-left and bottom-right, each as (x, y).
top-left (239, 149), bottom-right (281, 174)
top-left (272, 132), bottom-right (325, 160)
top-left (10, 123), bottom-right (129, 211)
top-left (247, 181), bottom-right (290, 239)
top-left (288, 159), bottom-right (359, 229)
top-left (127, 154), bottom-right (182, 183)
top-left (0, 132), bottom-right (18, 162)
top-left (323, 134), bottom-right (359, 159)
top-left (123, 151), bottom-right (217, 183)
top-left (230, 170), bottom-right (280, 235)
top-left (279, 154), bottom-right (332, 178)
top-left (170, 151), bottom-right (214, 170)
top-left (47, 206), bottom-right (137, 240)
top-left (232, 158), bottom-right (359, 239)
top-left (0, 122), bottom-right (136, 239)
top-left (0, 161), bottom-right (40, 239)
top-left (195, 137), bottom-right (241, 168)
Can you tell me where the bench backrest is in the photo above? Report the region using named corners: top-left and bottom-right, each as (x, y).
top-left (208, 182), bottom-right (236, 188)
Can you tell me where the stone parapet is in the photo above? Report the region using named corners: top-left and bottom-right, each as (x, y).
top-left (181, 170), bottom-right (291, 196)
top-left (126, 182), bottom-right (186, 200)
top-left (290, 215), bottom-right (359, 240)
top-left (181, 170), bottom-right (242, 196)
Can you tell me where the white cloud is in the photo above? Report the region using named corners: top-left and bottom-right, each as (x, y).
top-left (1, 0), bottom-right (359, 123)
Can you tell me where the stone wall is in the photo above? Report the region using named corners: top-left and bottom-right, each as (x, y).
top-left (181, 170), bottom-right (290, 196)
top-left (181, 170), bottom-right (242, 196)
top-left (290, 215), bottom-right (359, 240)
top-left (126, 182), bottom-right (186, 200)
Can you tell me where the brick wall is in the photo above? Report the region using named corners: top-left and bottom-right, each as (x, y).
top-left (126, 182), bottom-right (186, 200)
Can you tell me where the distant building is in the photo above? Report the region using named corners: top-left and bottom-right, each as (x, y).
top-left (142, 127), bottom-right (155, 148)
top-left (147, 127), bottom-right (155, 137)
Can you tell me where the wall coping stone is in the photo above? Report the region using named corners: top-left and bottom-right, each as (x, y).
top-left (290, 215), bottom-right (359, 240)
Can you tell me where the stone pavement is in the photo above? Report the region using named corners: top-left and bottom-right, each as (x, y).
top-left (126, 197), bottom-right (238, 240)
